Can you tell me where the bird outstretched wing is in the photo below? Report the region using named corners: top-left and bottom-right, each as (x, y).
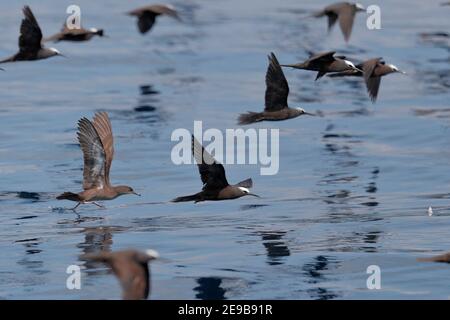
top-left (265, 52), bottom-right (289, 112)
top-left (192, 135), bottom-right (229, 191)
top-left (92, 112), bottom-right (115, 186)
top-left (77, 117), bottom-right (107, 190)
top-left (19, 6), bottom-right (42, 54)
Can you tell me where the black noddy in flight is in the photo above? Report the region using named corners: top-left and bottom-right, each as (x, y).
top-left (313, 2), bottom-right (365, 42)
top-left (281, 51), bottom-right (362, 81)
top-left (127, 4), bottom-right (181, 34)
top-left (328, 57), bottom-right (405, 102)
top-left (44, 23), bottom-right (105, 42)
top-left (81, 249), bottom-right (159, 300)
top-left (0, 6), bottom-right (64, 64)
top-left (238, 52), bottom-right (315, 125)
top-left (172, 135), bottom-right (259, 202)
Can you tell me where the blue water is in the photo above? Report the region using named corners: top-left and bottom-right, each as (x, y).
top-left (1, 0), bottom-right (450, 299)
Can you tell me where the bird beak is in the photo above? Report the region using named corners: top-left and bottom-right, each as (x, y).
top-left (247, 193), bottom-right (260, 198)
top-left (59, 53), bottom-right (68, 58)
top-left (133, 192), bottom-right (141, 196)
top-left (280, 64), bottom-right (298, 68)
top-left (304, 112), bottom-right (316, 116)
top-left (398, 70), bottom-right (407, 75)
top-left (354, 67), bottom-right (364, 73)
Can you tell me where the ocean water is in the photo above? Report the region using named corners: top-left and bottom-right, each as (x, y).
top-left (0, 0), bottom-right (450, 299)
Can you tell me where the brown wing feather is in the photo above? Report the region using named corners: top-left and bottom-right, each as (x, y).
top-left (92, 112), bottom-right (114, 186)
top-left (337, 5), bottom-right (356, 42)
top-left (264, 52), bottom-right (289, 112)
top-left (77, 117), bottom-right (107, 190)
top-left (19, 6), bottom-right (42, 54)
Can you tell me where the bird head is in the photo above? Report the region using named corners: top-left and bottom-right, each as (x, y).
top-left (355, 3), bottom-right (366, 11)
top-left (90, 28), bottom-right (104, 36)
top-left (387, 64), bottom-right (406, 74)
top-left (116, 185), bottom-right (141, 196)
top-left (296, 107), bottom-right (316, 116)
top-left (344, 60), bottom-right (363, 72)
top-left (49, 48), bottom-right (65, 57)
top-left (238, 187), bottom-right (260, 198)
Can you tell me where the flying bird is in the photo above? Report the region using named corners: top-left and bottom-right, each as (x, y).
top-left (418, 251), bottom-right (450, 263)
top-left (328, 57), bottom-right (405, 102)
top-left (313, 2), bottom-right (365, 42)
top-left (81, 249), bottom-right (159, 300)
top-left (0, 6), bottom-right (63, 64)
top-left (44, 23), bottom-right (105, 42)
top-left (127, 4), bottom-right (181, 34)
top-left (281, 51), bottom-right (362, 81)
top-left (238, 53), bottom-right (314, 125)
top-left (57, 112), bottom-right (140, 210)
top-left (172, 135), bottom-right (259, 202)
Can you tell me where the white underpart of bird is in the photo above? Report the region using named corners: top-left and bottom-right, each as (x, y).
top-left (145, 249), bottom-right (160, 259)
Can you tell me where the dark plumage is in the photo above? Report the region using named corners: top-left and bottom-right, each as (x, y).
top-left (314, 2), bottom-right (365, 42)
top-left (172, 136), bottom-right (258, 202)
top-left (81, 249), bottom-right (159, 300)
top-left (45, 23), bottom-right (105, 42)
top-left (281, 51), bottom-right (362, 80)
top-left (0, 6), bottom-right (63, 63)
top-left (238, 52), bottom-right (314, 125)
top-left (328, 58), bottom-right (405, 102)
top-left (127, 4), bottom-right (181, 34)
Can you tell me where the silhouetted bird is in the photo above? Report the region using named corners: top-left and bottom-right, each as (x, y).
top-left (328, 57), bottom-right (405, 102)
top-left (172, 135), bottom-right (259, 202)
top-left (0, 6), bottom-right (63, 64)
top-left (314, 2), bottom-right (365, 42)
top-left (81, 249), bottom-right (159, 300)
top-left (45, 23), bottom-right (104, 42)
top-left (238, 52), bottom-right (314, 125)
top-left (57, 112), bottom-right (140, 210)
top-left (281, 51), bottom-right (362, 80)
top-left (127, 4), bottom-right (181, 34)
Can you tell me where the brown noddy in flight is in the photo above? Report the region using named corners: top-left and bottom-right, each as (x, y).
top-left (313, 2), bottom-right (365, 42)
top-left (328, 57), bottom-right (406, 102)
top-left (127, 4), bottom-right (181, 34)
top-left (57, 112), bottom-right (140, 210)
top-left (0, 6), bottom-right (63, 64)
top-left (418, 251), bottom-right (450, 263)
top-left (281, 51), bottom-right (362, 81)
top-left (172, 135), bottom-right (259, 202)
top-left (44, 23), bottom-right (105, 42)
top-left (81, 249), bottom-right (159, 300)
top-left (238, 52), bottom-right (315, 125)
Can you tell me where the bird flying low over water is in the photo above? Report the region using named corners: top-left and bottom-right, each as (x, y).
top-left (127, 4), bottom-right (181, 34)
top-left (57, 112), bottom-right (140, 210)
top-left (0, 6), bottom-right (63, 64)
top-left (281, 51), bottom-right (362, 81)
top-left (44, 23), bottom-right (105, 42)
top-left (238, 52), bottom-right (315, 125)
top-left (328, 57), bottom-right (406, 102)
top-left (81, 249), bottom-right (159, 300)
top-left (313, 2), bottom-right (365, 42)
top-left (172, 135), bottom-right (259, 202)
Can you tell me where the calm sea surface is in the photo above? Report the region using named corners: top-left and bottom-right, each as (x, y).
top-left (1, 0), bottom-right (450, 299)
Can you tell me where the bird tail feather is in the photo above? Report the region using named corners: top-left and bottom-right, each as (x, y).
top-left (238, 112), bottom-right (264, 125)
top-left (56, 192), bottom-right (81, 201)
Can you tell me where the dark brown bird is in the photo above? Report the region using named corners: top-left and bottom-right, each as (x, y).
top-left (328, 57), bottom-right (405, 102)
top-left (281, 51), bottom-right (362, 81)
top-left (238, 52), bottom-right (314, 125)
top-left (314, 2), bottom-right (365, 42)
top-left (44, 23), bottom-right (105, 42)
top-left (172, 135), bottom-right (259, 202)
top-left (418, 252), bottom-right (450, 263)
top-left (57, 112), bottom-right (140, 210)
top-left (127, 4), bottom-right (181, 34)
top-left (0, 6), bottom-right (63, 64)
top-left (81, 249), bottom-right (159, 300)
